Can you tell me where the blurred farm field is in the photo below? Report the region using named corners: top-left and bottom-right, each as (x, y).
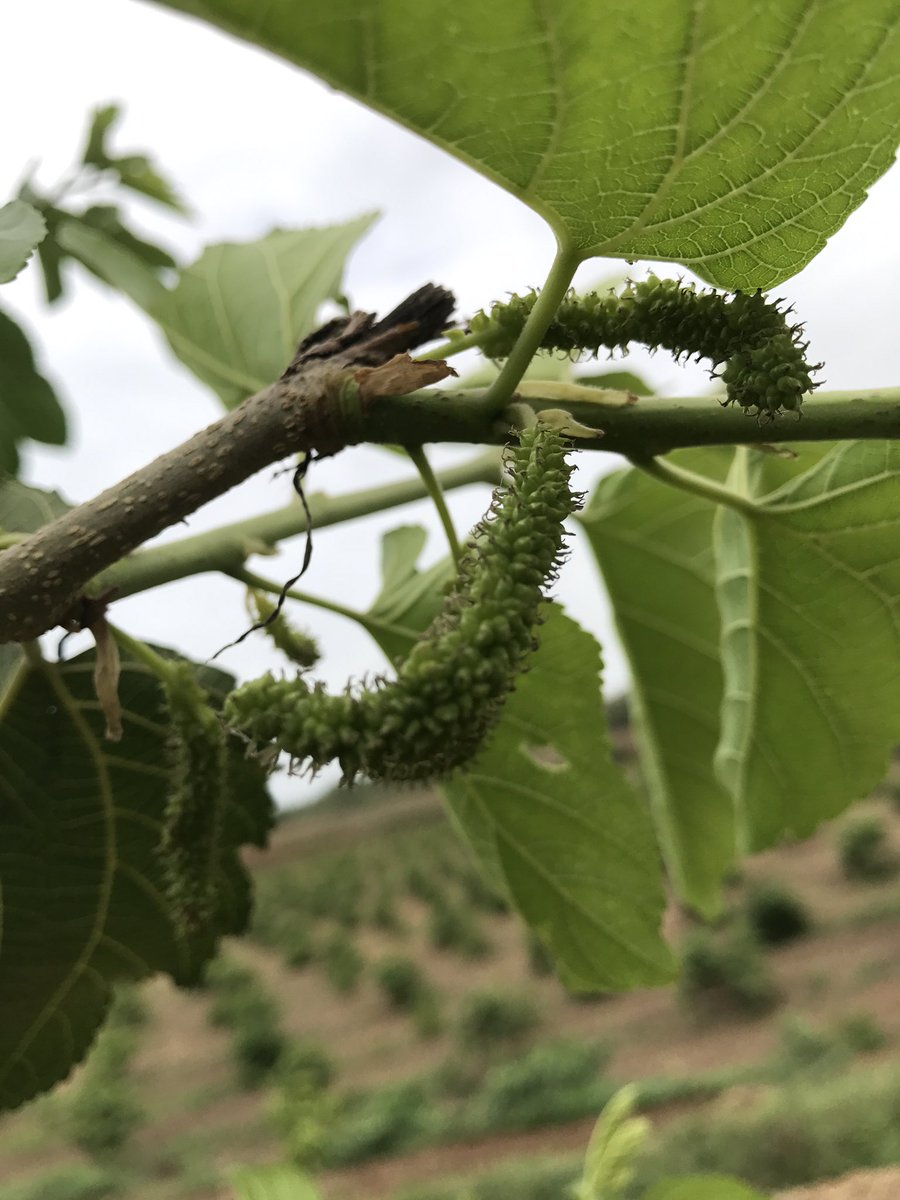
top-left (1, 765), bottom-right (900, 1200)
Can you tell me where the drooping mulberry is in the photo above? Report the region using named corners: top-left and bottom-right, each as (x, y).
top-left (469, 277), bottom-right (819, 417)
top-left (160, 663), bottom-right (228, 936)
top-left (224, 425), bottom-right (579, 784)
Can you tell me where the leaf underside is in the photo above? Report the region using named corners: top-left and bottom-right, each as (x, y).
top-left (717, 440), bottom-right (900, 851)
top-left (0, 201), bottom-right (46, 285)
top-left (0, 648), bottom-right (272, 1112)
top-left (443, 606), bottom-right (675, 991)
top-left (150, 0), bottom-right (900, 288)
top-left (581, 449), bottom-right (736, 916)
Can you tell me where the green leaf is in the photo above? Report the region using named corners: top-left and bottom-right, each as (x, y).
top-left (575, 1085), bottom-right (649, 1200)
top-left (580, 450), bottom-right (735, 916)
top-left (232, 1165), bottom-right (321, 1200)
top-left (55, 219), bottom-right (170, 312)
top-left (150, 0), bottom-right (900, 288)
top-left (0, 309), bottom-right (66, 457)
top-left (154, 216), bottom-right (378, 407)
top-left (59, 216), bottom-right (377, 408)
top-left (367, 524), bottom-right (452, 664)
top-left (716, 442), bottom-right (900, 851)
top-left (443, 606), bottom-right (675, 991)
top-left (81, 103), bottom-right (120, 170)
top-left (0, 201), bottom-right (45, 284)
top-left (112, 153), bottom-right (188, 213)
top-left (644, 1178), bottom-right (768, 1200)
top-left (0, 476), bottom-right (70, 533)
top-left (81, 102), bottom-right (186, 213)
top-left (77, 205), bottom-right (176, 270)
top-left (0, 647), bottom-right (272, 1112)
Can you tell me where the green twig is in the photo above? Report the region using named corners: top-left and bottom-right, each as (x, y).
top-left (109, 623), bottom-right (180, 683)
top-left (96, 451), bottom-right (500, 602)
top-left (405, 445), bottom-right (462, 564)
top-left (418, 329), bottom-right (485, 361)
top-left (232, 568), bottom-right (421, 650)
top-left (480, 241), bottom-right (583, 414)
top-left (629, 455), bottom-right (759, 515)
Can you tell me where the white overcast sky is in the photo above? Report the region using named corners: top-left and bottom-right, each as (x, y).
top-left (4, 1), bottom-right (900, 804)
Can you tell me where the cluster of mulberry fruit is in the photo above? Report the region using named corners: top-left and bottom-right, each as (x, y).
top-left (469, 276), bottom-right (819, 417)
top-left (224, 425), bottom-right (579, 784)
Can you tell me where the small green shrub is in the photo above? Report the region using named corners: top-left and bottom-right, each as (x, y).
top-left (838, 1012), bottom-right (888, 1054)
top-left (744, 881), bottom-right (812, 945)
top-left (778, 1015), bottom-right (839, 1072)
top-left (405, 864), bottom-right (443, 904)
top-left (273, 1050), bottom-right (342, 1171)
top-left (375, 956), bottom-right (426, 1010)
top-left (233, 1020), bottom-right (287, 1089)
top-left (209, 984), bottom-right (277, 1030)
top-left (460, 1040), bottom-right (611, 1133)
top-left (839, 815), bottom-right (897, 880)
top-left (279, 1039), bottom-right (337, 1091)
top-left (323, 1082), bottom-right (431, 1166)
top-left (322, 931), bottom-right (365, 993)
top-left (413, 990), bottom-right (444, 1039)
top-left (281, 928), bottom-right (315, 969)
top-left (64, 1081), bottom-right (145, 1160)
top-left (679, 927), bottom-right (779, 1016)
top-left (370, 887), bottom-right (403, 932)
top-left (428, 902), bottom-right (491, 959)
top-left (456, 989), bottom-right (540, 1050)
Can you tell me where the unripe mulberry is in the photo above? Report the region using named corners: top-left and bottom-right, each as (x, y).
top-left (469, 277), bottom-right (820, 417)
top-left (250, 590), bottom-right (320, 668)
top-left (225, 426), bottom-right (579, 784)
top-left (160, 663), bottom-right (228, 936)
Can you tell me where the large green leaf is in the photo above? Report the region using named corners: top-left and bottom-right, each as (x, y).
top-left (444, 607), bottom-right (675, 991)
top-left (0, 647), bottom-right (272, 1111)
top-left (0, 308), bottom-right (67, 475)
top-left (0, 201), bottom-right (45, 284)
top-left (56, 219), bottom-right (170, 312)
top-left (580, 449), bottom-right (735, 916)
top-left (153, 216), bottom-right (377, 406)
top-left (716, 441), bottom-right (900, 851)
top-left (149, 0), bottom-right (900, 288)
top-left (58, 215), bottom-right (376, 408)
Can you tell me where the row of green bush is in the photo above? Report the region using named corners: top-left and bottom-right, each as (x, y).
top-left (398, 1058), bottom-right (900, 1200)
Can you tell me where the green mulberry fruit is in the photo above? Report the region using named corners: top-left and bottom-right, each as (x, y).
top-left (225, 425), bottom-right (578, 784)
top-left (250, 590), bottom-right (320, 668)
top-left (469, 277), bottom-right (819, 417)
top-left (160, 663), bottom-right (228, 936)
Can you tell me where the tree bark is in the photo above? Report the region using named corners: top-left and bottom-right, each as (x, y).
top-left (0, 286), bottom-right (454, 644)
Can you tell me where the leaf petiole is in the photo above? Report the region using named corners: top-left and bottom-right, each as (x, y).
top-left (628, 455), bottom-right (758, 515)
top-left (405, 445), bottom-right (462, 565)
